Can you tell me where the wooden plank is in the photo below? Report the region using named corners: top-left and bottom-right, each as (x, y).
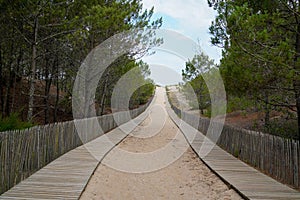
top-left (166, 98), bottom-right (300, 200)
top-left (0, 98), bottom-right (153, 195)
top-left (0, 99), bottom-right (152, 199)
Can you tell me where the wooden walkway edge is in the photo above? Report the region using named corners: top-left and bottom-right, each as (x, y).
top-left (0, 99), bottom-right (153, 200)
top-left (166, 94), bottom-right (300, 200)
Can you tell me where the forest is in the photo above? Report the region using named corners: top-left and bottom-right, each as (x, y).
top-left (0, 0), bottom-right (160, 129)
top-left (182, 0), bottom-right (300, 140)
top-left (1, 0), bottom-right (299, 141)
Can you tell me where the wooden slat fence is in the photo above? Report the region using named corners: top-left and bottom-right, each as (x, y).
top-left (170, 103), bottom-right (300, 190)
top-left (0, 100), bottom-right (151, 195)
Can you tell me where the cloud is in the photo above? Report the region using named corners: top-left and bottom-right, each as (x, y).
top-left (140, 0), bottom-right (222, 85)
top-left (143, 0), bottom-right (215, 28)
top-left (142, 0), bottom-right (221, 63)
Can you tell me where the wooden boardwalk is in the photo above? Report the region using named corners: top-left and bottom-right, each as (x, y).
top-left (1, 88), bottom-right (300, 199)
top-left (166, 96), bottom-right (300, 200)
top-left (0, 103), bottom-right (151, 200)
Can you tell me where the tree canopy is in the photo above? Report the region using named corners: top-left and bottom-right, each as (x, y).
top-left (0, 0), bottom-right (161, 124)
top-left (208, 0), bottom-right (300, 139)
top-left (182, 52), bottom-right (215, 115)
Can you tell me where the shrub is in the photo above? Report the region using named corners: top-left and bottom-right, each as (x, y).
top-left (0, 113), bottom-right (34, 132)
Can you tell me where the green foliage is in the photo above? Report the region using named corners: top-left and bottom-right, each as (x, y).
top-left (181, 53), bottom-right (215, 115)
top-left (209, 0), bottom-right (300, 139)
top-left (264, 120), bottom-right (298, 140)
top-left (130, 81), bottom-right (155, 107)
top-left (227, 96), bottom-right (256, 113)
top-left (0, 113), bottom-right (34, 132)
top-left (182, 52), bottom-right (215, 82)
top-left (59, 96), bottom-right (72, 114)
top-left (0, 0), bottom-right (162, 121)
top-left (96, 58), bottom-right (155, 113)
top-left (127, 61), bottom-right (155, 107)
top-left (233, 148), bottom-right (240, 158)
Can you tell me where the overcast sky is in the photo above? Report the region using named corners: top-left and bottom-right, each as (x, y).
top-left (141, 0), bottom-right (222, 86)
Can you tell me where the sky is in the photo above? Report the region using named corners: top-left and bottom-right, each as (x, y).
top-left (140, 0), bottom-right (222, 86)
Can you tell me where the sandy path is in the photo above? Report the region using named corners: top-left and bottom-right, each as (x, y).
top-left (80, 88), bottom-right (242, 200)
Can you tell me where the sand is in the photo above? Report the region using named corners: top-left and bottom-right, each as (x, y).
top-left (80, 88), bottom-right (242, 200)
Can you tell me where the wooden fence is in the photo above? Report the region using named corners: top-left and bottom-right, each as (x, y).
top-left (0, 100), bottom-right (151, 195)
top-left (170, 104), bottom-right (300, 190)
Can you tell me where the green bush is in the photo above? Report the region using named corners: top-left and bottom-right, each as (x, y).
top-left (0, 113), bottom-right (34, 132)
top-left (227, 96), bottom-right (255, 113)
top-left (264, 119), bottom-right (298, 140)
top-left (130, 83), bottom-right (155, 108)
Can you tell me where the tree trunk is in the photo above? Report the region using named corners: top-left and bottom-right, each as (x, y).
top-left (27, 18), bottom-right (38, 121)
top-left (11, 48), bottom-right (23, 112)
top-left (0, 43), bottom-right (3, 115)
top-left (294, 14), bottom-right (300, 140)
top-left (4, 68), bottom-right (15, 116)
top-left (54, 56), bottom-right (59, 122)
top-left (44, 50), bottom-right (51, 124)
top-left (296, 89), bottom-right (300, 140)
top-left (3, 40), bottom-right (15, 117)
top-left (100, 74), bottom-right (108, 115)
top-left (264, 91), bottom-right (270, 128)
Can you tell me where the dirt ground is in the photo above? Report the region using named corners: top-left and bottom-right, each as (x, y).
top-left (167, 85), bottom-right (271, 129)
top-left (80, 87), bottom-right (242, 200)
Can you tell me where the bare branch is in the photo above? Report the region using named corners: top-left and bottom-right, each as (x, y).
top-left (37, 29), bottom-right (77, 44)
